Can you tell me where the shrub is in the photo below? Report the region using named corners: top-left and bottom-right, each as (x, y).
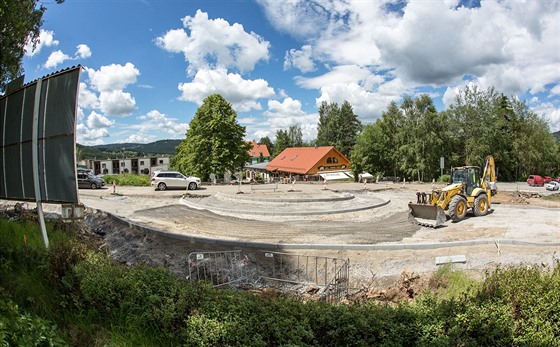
top-left (0, 288), bottom-right (67, 346)
top-left (103, 174), bottom-right (151, 186)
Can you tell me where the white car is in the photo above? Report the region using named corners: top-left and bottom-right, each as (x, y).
top-left (150, 170), bottom-right (201, 191)
top-left (545, 181), bottom-right (560, 191)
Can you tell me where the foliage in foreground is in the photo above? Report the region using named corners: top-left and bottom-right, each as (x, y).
top-left (0, 217), bottom-right (559, 346)
top-left (102, 174), bottom-right (151, 187)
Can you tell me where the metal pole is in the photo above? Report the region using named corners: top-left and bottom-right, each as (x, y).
top-left (32, 79), bottom-right (49, 248)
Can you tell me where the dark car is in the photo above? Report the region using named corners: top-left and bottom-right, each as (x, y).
top-left (78, 172), bottom-right (105, 189)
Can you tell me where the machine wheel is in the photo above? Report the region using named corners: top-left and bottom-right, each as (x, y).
top-left (449, 195), bottom-right (468, 222)
top-left (188, 182), bottom-right (197, 191)
top-left (157, 182), bottom-right (167, 191)
top-left (90, 183), bottom-right (97, 190)
top-left (473, 194), bottom-right (489, 217)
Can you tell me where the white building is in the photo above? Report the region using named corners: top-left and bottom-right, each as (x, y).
top-left (82, 156), bottom-right (170, 175)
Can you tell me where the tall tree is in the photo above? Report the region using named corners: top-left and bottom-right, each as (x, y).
top-left (174, 94), bottom-right (250, 180)
top-left (258, 136), bottom-right (273, 156)
top-left (316, 101), bottom-right (361, 157)
top-left (288, 124), bottom-right (303, 147)
top-left (316, 101), bottom-right (339, 146)
top-left (336, 101), bottom-right (362, 157)
top-left (0, 0), bottom-right (64, 92)
top-left (272, 129), bottom-right (290, 157)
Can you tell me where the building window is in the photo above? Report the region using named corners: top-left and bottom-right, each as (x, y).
top-left (327, 157), bottom-right (332, 164)
top-left (102, 163), bottom-right (106, 168)
top-left (159, 159), bottom-right (164, 164)
top-left (121, 162), bottom-right (125, 167)
top-left (140, 161), bottom-right (144, 165)
top-left (332, 157), bottom-right (339, 163)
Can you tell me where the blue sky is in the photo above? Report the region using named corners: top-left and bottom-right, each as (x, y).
top-left (21, 0), bottom-right (560, 145)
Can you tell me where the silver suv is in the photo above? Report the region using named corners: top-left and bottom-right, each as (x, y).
top-left (150, 170), bottom-right (201, 191)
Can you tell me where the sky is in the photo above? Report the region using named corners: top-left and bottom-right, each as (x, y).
top-left (21, 0), bottom-right (560, 146)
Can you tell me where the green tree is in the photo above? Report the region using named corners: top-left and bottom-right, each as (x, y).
top-left (316, 101), bottom-right (362, 158)
top-left (351, 123), bottom-right (386, 180)
top-left (316, 101), bottom-right (339, 146)
top-left (174, 94), bottom-right (250, 181)
top-left (336, 101), bottom-right (362, 158)
top-left (288, 124), bottom-right (303, 147)
top-left (258, 136), bottom-right (273, 156)
top-left (0, 0), bottom-right (64, 92)
top-left (272, 129), bottom-right (290, 157)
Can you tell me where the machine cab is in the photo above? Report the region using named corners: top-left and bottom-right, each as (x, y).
top-left (451, 166), bottom-right (482, 195)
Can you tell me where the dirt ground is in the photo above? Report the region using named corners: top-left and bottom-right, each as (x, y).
top-left (3, 181), bottom-right (559, 296)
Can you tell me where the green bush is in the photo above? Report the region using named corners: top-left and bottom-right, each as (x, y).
top-left (437, 174), bottom-right (450, 184)
top-left (0, 288), bottom-right (67, 346)
top-left (102, 174), bottom-right (151, 186)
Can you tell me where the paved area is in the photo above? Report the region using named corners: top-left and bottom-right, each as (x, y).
top-left (7, 181), bottom-right (557, 286)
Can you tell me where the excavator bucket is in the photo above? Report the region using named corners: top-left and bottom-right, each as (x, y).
top-left (408, 203), bottom-right (447, 228)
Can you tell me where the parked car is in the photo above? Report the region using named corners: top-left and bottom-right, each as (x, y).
top-left (150, 170), bottom-right (201, 191)
top-left (543, 176), bottom-right (553, 183)
top-left (527, 175), bottom-right (544, 187)
top-left (78, 172), bottom-right (105, 189)
top-left (554, 177), bottom-right (560, 183)
top-left (545, 181), bottom-right (560, 191)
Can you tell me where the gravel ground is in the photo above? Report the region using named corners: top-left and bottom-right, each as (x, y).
top-left (69, 181), bottom-right (560, 288)
top-left (5, 181), bottom-right (557, 289)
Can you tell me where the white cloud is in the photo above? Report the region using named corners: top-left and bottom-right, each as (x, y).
top-left (44, 50), bottom-right (70, 69)
top-left (262, 97), bottom-right (318, 140)
top-left (532, 102), bottom-right (560, 133)
top-left (76, 123), bottom-right (109, 145)
top-left (87, 111), bottom-right (114, 128)
top-left (120, 133), bottom-right (154, 144)
top-left (257, 0), bottom-right (559, 132)
top-left (138, 110), bottom-right (189, 137)
top-left (156, 10), bottom-right (270, 74)
top-left (284, 45), bottom-right (316, 73)
top-left (78, 82), bottom-right (98, 110)
top-left (316, 82), bottom-right (400, 123)
top-left (75, 44), bottom-right (92, 59)
top-left (99, 90), bottom-right (136, 116)
top-left (85, 63), bottom-right (140, 92)
top-left (177, 67), bottom-right (275, 112)
top-left (25, 29), bottom-right (59, 57)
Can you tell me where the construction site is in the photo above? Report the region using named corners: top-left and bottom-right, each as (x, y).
top-left (50, 180), bottom-right (558, 303)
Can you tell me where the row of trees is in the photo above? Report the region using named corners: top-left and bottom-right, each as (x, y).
top-left (173, 87), bottom-right (558, 182)
top-left (351, 86), bottom-right (559, 182)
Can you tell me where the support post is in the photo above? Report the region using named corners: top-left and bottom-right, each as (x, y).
top-left (31, 79), bottom-right (49, 248)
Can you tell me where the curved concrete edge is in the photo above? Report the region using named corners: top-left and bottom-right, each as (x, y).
top-left (86, 208), bottom-right (560, 252)
top-left (180, 196), bottom-right (391, 216)
top-left (215, 191), bottom-right (355, 203)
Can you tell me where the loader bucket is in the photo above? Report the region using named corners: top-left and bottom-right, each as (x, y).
top-left (408, 203), bottom-right (447, 228)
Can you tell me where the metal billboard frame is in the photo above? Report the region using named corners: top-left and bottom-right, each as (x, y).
top-left (0, 66), bottom-right (82, 247)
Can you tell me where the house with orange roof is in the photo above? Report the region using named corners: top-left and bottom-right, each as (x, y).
top-left (247, 140), bottom-right (270, 164)
top-left (265, 146), bottom-right (352, 182)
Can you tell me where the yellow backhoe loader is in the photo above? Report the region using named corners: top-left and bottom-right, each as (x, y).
top-left (409, 155), bottom-right (497, 227)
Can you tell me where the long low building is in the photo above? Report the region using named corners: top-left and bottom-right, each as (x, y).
top-left (265, 146), bottom-right (352, 182)
top-left (81, 156), bottom-right (170, 175)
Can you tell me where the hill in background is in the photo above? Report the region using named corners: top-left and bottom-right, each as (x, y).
top-left (77, 139), bottom-right (181, 160)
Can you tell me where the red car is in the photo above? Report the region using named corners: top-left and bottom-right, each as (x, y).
top-left (527, 175), bottom-right (544, 187)
top-left (554, 177), bottom-right (560, 183)
top-left (543, 176), bottom-right (553, 183)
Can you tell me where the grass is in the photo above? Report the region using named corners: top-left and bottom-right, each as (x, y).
top-left (102, 174), bottom-right (151, 186)
top-left (542, 192), bottom-right (560, 202)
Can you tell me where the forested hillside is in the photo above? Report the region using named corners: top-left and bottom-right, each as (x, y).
top-left (77, 139), bottom-right (181, 160)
